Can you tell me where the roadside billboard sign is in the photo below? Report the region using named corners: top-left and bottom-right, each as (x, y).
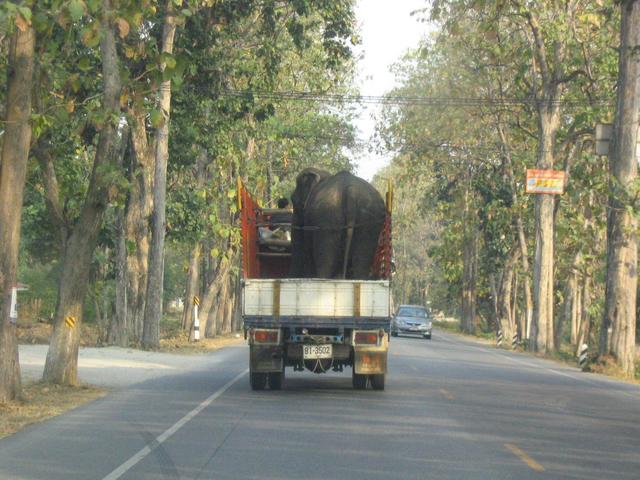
top-left (525, 169), bottom-right (565, 195)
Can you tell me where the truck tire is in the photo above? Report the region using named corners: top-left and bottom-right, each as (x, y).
top-left (352, 370), bottom-right (368, 390)
top-left (269, 371), bottom-right (284, 390)
top-left (370, 374), bottom-right (385, 391)
top-left (250, 372), bottom-right (267, 391)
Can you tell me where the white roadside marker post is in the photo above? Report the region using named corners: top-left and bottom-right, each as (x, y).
top-left (193, 295), bottom-right (200, 341)
top-left (578, 343), bottom-right (588, 371)
top-left (512, 333), bottom-right (518, 349)
top-left (9, 287), bottom-right (18, 325)
top-left (497, 330), bottom-right (503, 347)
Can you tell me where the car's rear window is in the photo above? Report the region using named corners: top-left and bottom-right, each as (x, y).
top-left (397, 307), bottom-right (427, 317)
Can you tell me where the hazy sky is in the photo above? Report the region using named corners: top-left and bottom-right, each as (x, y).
top-left (353, 0), bottom-right (429, 180)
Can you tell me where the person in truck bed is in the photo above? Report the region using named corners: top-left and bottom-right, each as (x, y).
top-left (258, 198), bottom-right (293, 252)
top-left (269, 198), bottom-right (292, 242)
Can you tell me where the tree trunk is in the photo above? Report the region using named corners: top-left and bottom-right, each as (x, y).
top-left (223, 286), bottom-right (235, 334)
top-left (112, 127), bottom-right (131, 346)
top-left (490, 274), bottom-right (500, 333)
top-left (577, 275), bottom-right (591, 355)
top-left (182, 243), bottom-right (201, 332)
top-left (0, 23), bottom-right (35, 403)
top-left (512, 267), bottom-right (519, 339)
top-left (531, 108), bottom-right (561, 354)
top-left (567, 268), bottom-right (579, 346)
top-left (142, 3), bottom-right (177, 349)
top-left (125, 107), bottom-right (155, 342)
top-left (461, 171), bottom-right (477, 334)
top-left (43, 5), bottom-right (121, 384)
top-left (516, 217), bottom-right (534, 340)
top-left (215, 280), bottom-right (230, 336)
top-left (497, 250), bottom-right (516, 347)
top-left (497, 123), bottom-right (534, 340)
top-left (599, 0), bottom-right (639, 377)
top-left (182, 150), bottom-right (208, 333)
top-left (199, 255), bottom-right (232, 338)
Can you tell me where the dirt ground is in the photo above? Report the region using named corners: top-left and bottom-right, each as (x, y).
top-left (0, 382), bottom-right (105, 439)
top-left (17, 321), bottom-right (100, 346)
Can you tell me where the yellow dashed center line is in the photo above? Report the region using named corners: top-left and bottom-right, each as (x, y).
top-left (504, 443), bottom-right (545, 472)
top-left (439, 388), bottom-right (455, 401)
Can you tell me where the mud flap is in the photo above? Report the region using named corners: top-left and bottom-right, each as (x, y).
top-left (353, 349), bottom-right (387, 375)
top-left (250, 345), bottom-right (284, 373)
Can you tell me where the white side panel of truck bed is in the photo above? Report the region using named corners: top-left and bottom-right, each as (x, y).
top-left (242, 279), bottom-right (390, 318)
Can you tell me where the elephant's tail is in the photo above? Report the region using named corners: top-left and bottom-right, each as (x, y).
top-left (342, 186), bottom-right (357, 279)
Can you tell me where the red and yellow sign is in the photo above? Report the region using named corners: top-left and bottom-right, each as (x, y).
top-left (525, 169), bottom-right (565, 195)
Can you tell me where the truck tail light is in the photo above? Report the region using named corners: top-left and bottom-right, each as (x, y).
top-left (254, 329), bottom-right (279, 343)
top-left (355, 332), bottom-right (378, 345)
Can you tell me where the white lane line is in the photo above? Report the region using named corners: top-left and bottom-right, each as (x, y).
top-left (102, 369), bottom-right (248, 480)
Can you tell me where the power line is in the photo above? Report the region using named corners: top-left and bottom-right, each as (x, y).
top-left (219, 89), bottom-right (612, 108)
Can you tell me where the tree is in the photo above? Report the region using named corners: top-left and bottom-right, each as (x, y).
top-left (42, 1), bottom-right (122, 384)
top-left (377, 2), bottom-right (617, 353)
top-left (599, 0), bottom-right (639, 377)
top-left (142, 1), bottom-right (177, 350)
top-left (0, 7), bottom-right (35, 402)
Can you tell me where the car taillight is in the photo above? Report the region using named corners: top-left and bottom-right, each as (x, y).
top-left (254, 329), bottom-right (278, 343)
top-left (355, 332), bottom-right (378, 345)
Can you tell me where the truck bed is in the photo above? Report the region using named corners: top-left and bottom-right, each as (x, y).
top-left (242, 278), bottom-right (391, 330)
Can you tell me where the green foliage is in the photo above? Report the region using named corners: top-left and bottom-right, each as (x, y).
top-left (16, 0), bottom-right (359, 331)
top-left (377, 1), bottom-right (618, 333)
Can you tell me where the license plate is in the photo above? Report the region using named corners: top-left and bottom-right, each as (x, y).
top-left (303, 344), bottom-right (332, 359)
top-left (410, 326), bottom-right (418, 331)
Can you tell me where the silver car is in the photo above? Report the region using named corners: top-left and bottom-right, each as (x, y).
top-left (391, 304), bottom-right (432, 339)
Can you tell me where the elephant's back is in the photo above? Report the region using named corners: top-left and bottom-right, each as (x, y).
top-left (305, 172), bottom-right (385, 226)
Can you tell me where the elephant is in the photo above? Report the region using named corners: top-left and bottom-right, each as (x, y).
top-left (290, 169), bottom-right (386, 280)
top-left (290, 168), bottom-right (332, 277)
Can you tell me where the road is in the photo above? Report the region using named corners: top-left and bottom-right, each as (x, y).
top-left (2, 330), bottom-right (640, 480)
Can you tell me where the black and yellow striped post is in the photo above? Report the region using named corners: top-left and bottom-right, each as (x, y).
top-left (193, 295), bottom-right (200, 341)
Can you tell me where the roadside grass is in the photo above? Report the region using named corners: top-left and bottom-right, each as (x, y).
top-left (159, 314), bottom-right (244, 354)
top-left (17, 320), bottom-right (99, 346)
top-left (0, 382), bottom-right (105, 439)
top-left (587, 355), bottom-right (640, 383)
top-left (17, 312), bottom-right (244, 354)
top-left (433, 320), bottom-right (459, 333)
top-left (433, 320), bottom-right (495, 345)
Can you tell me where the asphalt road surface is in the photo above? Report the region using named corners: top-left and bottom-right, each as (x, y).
top-left (2, 330), bottom-right (640, 480)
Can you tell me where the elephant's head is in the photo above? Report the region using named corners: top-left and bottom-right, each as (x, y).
top-left (291, 168), bottom-right (331, 219)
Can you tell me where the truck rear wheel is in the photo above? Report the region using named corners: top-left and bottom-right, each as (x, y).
top-left (370, 374), bottom-right (385, 391)
top-left (250, 372), bottom-right (267, 390)
top-left (268, 370), bottom-right (284, 390)
top-left (352, 370), bottom-right (368, 390)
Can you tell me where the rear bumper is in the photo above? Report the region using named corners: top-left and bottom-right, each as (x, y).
top-left (394, 328), bottom-right (432, 336)
top-left (244, 315), bottom-right (390, 331)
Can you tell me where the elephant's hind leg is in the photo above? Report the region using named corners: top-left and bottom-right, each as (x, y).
top-left (313, 229), bottom-right (343, 279)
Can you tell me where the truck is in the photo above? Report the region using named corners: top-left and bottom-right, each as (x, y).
top-left (238, 179), bottom-right (393, 391)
